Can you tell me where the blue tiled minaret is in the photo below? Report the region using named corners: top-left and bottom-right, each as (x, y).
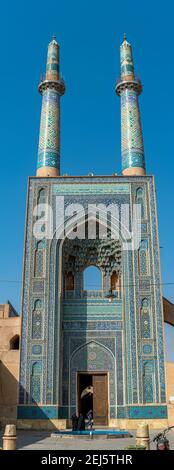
top-left (37, 37), bottom-right (65, 177)
top-left (116, 35), bottom-right (146, 176)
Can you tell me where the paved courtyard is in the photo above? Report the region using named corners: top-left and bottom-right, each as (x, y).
top-left (1, 428), bottom-right (174, 450)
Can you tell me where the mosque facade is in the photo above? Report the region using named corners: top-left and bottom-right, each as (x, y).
top-left (17, 36), bottom-right (168, 428)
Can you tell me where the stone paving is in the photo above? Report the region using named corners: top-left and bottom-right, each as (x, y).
top-left (0, 429), bottom-right (174, 450)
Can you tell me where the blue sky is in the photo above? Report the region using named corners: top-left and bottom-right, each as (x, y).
top-left (0, 0), bottom-right (173, 358)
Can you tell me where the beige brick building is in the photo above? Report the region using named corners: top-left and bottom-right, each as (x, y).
top-left (0, 302), bottom-right (20, 424)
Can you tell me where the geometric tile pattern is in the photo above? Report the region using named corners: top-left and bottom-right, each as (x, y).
top-left (141, 298), bottom-right (151, 339)
top-left (121, 90), bottom-right (145, 171)
top-left (37, 89), bottom-right (60, 170)
top-left (34, 250), bottom-right (44, 277)
top-left (32, 345), bottom-right (42, 355)
top-left (32, 311), bottom-right (42, 339)
top-left (142, 344), bottom-right (152, 355)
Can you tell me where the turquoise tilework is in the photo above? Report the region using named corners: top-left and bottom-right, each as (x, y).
top-left (17, 404), bottom-right (167, 420)
top-left (121, 90), bottom-right (145, 172)
top-left (52, 183), bottom-right (130, 195)
top-left (37, 89), bottom-right (60, 171)
top-left (117, 406), bottom-right (167, 419)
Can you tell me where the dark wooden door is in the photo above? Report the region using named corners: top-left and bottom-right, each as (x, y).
top-left (93, 374), bottom-right (108, 425)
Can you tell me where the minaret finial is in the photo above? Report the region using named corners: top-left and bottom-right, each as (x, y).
top-left (116, 38), bottom-right (146, 176)
top-left (36, 39), bottom-right (65, 177)
top-left (123, 32), bottom-right (127, 41)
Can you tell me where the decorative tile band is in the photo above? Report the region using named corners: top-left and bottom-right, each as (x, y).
top-left (17, 405), bottom-right (167, 420)
top-left (117, 405), bottom-right (167, 419)
top-left (122, 151), bottom-right (145, 170)
top-left (17, 406), bottom-right (59, 419)
top-left (63, 321), bottom-right (123, 330)
top-left (52, 183), bottom-right (130, 195)
top-left (37, 151), bottom-right (60, 169)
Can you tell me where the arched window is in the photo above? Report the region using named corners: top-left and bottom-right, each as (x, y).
top-left (37, 188), bottom-right (46, 204)
top-left (83, 266), bottom-right (102, 290)
top-left (32, 300), bottom-right (43, 340)
top-left (35, 189), bottom-right (47, 221)
top-left (30, 361), bottom-right (42, 403)
top-left (138, 240), bottom-right (148, 275)
top-left (141, 298), bottom-right (151, 339)
top-left (10, 334), bottom-right (19, 350)
top-left (110, 271), bottom-right (120, 291)
top-left (136, 187), bottom-right (145, 219)
top-left (34, 299), bottom-right (42, 309)
top-left (143, 361), bottom-right (154, 403)
top-left (65, 272), bottom-right (74, 291)
top-left (34, 241), bottom-right (44, 277)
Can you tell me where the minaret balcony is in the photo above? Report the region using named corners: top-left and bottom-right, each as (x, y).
top-left (38, 75), bottom-right (65, 95)
top-left (116, 77), bottom-right (142, 95)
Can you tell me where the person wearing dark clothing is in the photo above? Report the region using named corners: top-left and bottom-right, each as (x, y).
top-left (77, 413), bottom-right (85, 430)
top-left (71, 412), bottom-right (78, 431)
top-left (86, 409), bottom-right (93, 429)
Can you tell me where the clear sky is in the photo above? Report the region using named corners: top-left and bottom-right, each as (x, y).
top-left (0, 0), bottom-right (173, 358)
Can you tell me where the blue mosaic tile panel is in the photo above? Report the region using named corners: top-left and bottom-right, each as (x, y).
top-left (17, 404), bottom-right (168, 420)
top-left (129, 405), bottom-right (167, 419)
top-left (32, 345), bottom-right (42, 355)
top-left (117, 406), bottom-right (167, 419)
top-left (32, 311), bottom-right (42, 339)
top-left (33, 279), bottom-right (44, 293)
top-left (17, 406), bottom-right (59, 419)
top-left (143, 361), bottom-right (154, 403)
top-left (31, 376), bottom-right (41, 403)
top-left (142, 344), bottom-right (152, 355)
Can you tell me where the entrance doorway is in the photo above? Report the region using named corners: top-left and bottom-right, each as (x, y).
top-left (77, 372), bottom-right (108, 425)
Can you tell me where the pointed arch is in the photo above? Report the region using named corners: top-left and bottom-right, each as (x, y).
top-left (37, 188), bottom-right (46, 204)
top-left (83, 266), bottom-right (102, 290)
top-left (70, 339), bottom-right (116, 362)
top-left (9, 334), bottom-right (19, 350)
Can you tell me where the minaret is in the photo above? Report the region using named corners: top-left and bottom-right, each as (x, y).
top-left (36, 36), bottom-right (65, 177)
top-left (116, 35), bottom-right (146, 176)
